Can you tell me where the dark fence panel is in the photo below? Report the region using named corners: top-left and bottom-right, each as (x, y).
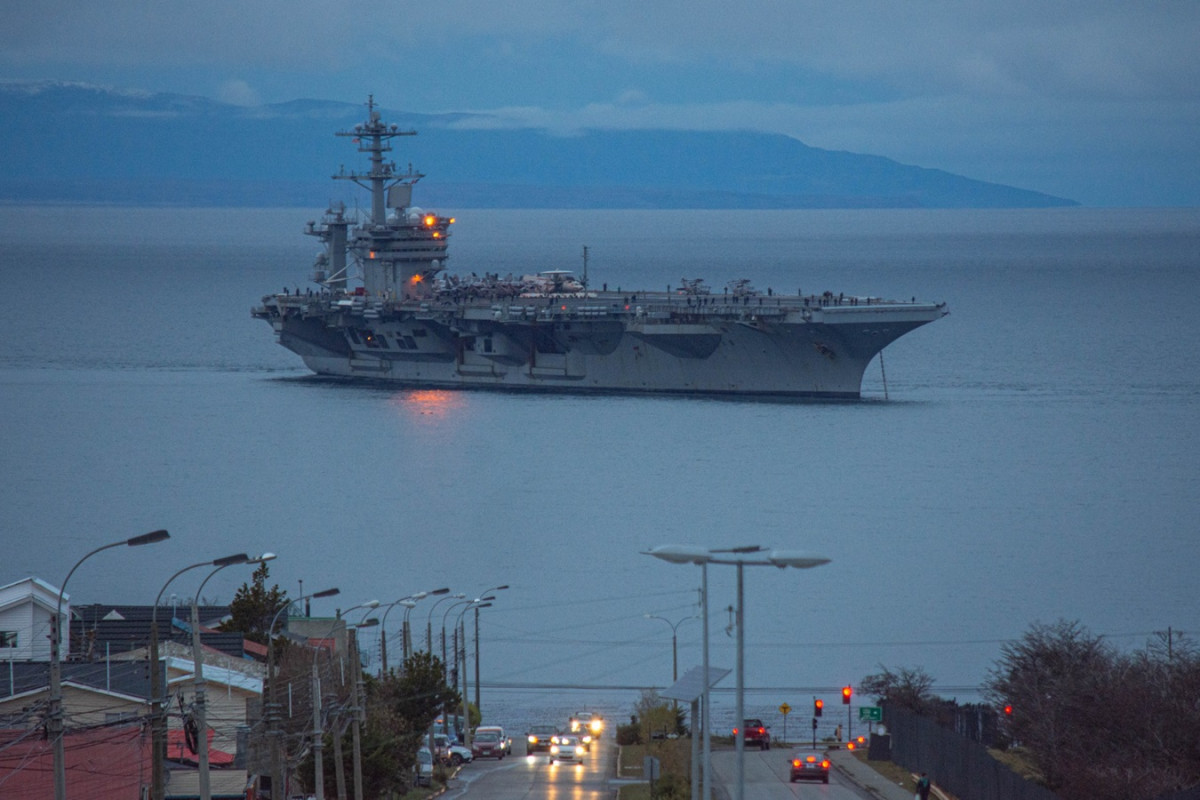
top-left (888, 707), bottom-right (1061, 800)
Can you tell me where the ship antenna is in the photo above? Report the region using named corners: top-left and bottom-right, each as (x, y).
top-left (581, 245), bottom-right (589, 289)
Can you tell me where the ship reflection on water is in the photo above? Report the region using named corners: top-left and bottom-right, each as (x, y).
top-left (392, 389), bottom-right (466, 420)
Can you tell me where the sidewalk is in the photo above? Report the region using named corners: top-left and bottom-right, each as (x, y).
top-left (827, 749), bottom-right (914, 800)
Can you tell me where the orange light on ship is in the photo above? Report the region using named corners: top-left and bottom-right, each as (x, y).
top-left (432, 232), bottom-right (441, 239)
top-left (423, 214), bottom-right (436, 227)
top-left (410, 274), bottom-right (423, 284)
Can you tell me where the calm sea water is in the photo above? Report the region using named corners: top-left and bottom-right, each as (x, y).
top-left (2, 206), bottom-right (1198, 736)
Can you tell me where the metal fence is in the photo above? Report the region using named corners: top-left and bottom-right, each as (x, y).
top-left (887, 706), bottom-right (1061, 800)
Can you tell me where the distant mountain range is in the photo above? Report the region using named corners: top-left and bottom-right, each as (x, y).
top-left (0, 81), bottom-right (1077, 209)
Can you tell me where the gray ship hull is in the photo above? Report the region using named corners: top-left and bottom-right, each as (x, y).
top-left (259, 293), bottom-right (946, 398)
top-left (251, 97), bottom-right (947, 397)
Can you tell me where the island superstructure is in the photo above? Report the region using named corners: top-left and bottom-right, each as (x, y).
top-left (253, 97), bottom-right (948, 398)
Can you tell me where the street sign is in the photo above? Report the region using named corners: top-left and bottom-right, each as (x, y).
top-left (859, 706), bottom-right (882, 722)
top-left (779, 703), bottom-right (791, 715)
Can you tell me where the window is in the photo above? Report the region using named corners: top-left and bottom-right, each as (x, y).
top-left (0, 631), bottom-right (17, 648)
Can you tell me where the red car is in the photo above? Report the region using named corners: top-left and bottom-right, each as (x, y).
top-left (733, 718), bottom-right (771, 750)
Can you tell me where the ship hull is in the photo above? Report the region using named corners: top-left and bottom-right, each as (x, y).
top-left (259, 296), bottom-right (946, 399)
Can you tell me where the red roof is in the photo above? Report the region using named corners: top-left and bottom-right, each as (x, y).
top-left (167, 727), bottom-right (236, 766)
top-left (0, 723), bottom-right (151, 799)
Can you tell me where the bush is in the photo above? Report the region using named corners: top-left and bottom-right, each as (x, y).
top-left (617, 722), bottom-right (642, 746)
top-left (651, 772), bottom-right (689, 800)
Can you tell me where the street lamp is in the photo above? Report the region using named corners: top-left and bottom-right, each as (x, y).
top-left (443, 596), bottom-right (495, 687)
top-left (332, 602), bottom-right (379, 800)
top-left (643, 545), bottom-right (830, 800)
top-left (267, 587), bottom-right (339, 800)
top-left (426, 593), bottom-right (464, 653)
top-left (644, 612), bottom-right (699, 683)
top-left (49, 529), bottom-right (169, 800)
top-left (456, 601), bottom-right (491, 749)
top-left (378, 587), bottom-right (449, 675)
top-left (474, 586), bottom-right (507, 714)
top-left (150, 552), bottom-right (252, 800)
top-left (192, 553), bottom-right (276, 800)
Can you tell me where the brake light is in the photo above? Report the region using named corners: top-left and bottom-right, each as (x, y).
top-left (822, 759), bottom-right (830, 769)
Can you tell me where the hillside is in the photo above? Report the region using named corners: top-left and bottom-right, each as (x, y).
top-left (0, 82), bottom-right (1077, 209)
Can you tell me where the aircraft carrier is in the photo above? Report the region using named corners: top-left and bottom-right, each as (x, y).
top-left (253, 97), bottom-right (948, 398)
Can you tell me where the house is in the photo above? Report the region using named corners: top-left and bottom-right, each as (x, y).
top-left (0, 576), bottom-right (64, 662)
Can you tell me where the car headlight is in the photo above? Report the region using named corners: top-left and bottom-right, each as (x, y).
top-left (527, 735), bottom-right (537, 744)
top-left (590, 720), bottom-right (602, 733)
top-left (550, 745), bottom-right (560, 755)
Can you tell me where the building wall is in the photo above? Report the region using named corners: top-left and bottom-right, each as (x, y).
top-left (0, 577), bottom-right (62, 662)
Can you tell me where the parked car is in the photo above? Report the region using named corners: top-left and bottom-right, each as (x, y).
top-left (433, 732), bottom-right (473, 765)
top-left (416, 748), bottom-right (434, 787)
top-left (789, 750), bottom-right (830, 784)
top-left (549, 734), bottom-right (586, 763)
top-left (734, 718), bottom-right (771, 750)
top-left (526, 724), bottom-right (560, 753)
top-left (471, 727), bottom-right (510, 759)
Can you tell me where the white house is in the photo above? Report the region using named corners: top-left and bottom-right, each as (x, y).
top-left (0, 577), bottom-right (66, 662)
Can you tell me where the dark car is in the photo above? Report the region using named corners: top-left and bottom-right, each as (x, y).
top-left (789, 750), bottom-right (830, 784)
top-left (525, 724), bottom-right (560, 753)
top-left (734, 718), bottom-right (771, 750)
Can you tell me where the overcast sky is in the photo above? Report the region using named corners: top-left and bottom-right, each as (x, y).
top-left (4, 1), bottom-right (1198, 205)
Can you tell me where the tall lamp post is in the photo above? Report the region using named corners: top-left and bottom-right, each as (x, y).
top-left (473, 585), bottom-right (507, 715)
top-left (456, 601), bottom-right (491, 749)
top-left (192, 553), bottom-right (276, 800)
top-left (337, 602), bottom-right (379, 800)
top-left (378, 588), bottom-right (448, 675)
top-left (426, 593), bottom-right (463, 654)
top-left (644, 612), bottom-right (698, 683)
top-left (49, 529), bottom-right (170, 800)
top-left (643, 545), bottom-right (830, 800)
top-left (267, 588), bottom-right (339, 800)
top-left (150, 552), bottom-right (253, 800)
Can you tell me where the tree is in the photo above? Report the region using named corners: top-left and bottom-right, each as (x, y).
top-left (218, 562), bottom-right (288, 644)
top-left (985, 619), bottom-right (1200, 800)
top-left (860, 665), bottom-right (937, 714)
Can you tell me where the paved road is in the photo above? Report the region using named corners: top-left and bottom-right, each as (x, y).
top-left (708, 747), bottom-right (876, 800)
top-left (444, 736), bottom-right (618, 800)
top-left (446, 737), bottom-right (879, 800)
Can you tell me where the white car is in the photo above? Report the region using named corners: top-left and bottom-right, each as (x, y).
top-left (433, 733), bottom-right (473, 765)
top-left (549, 734), bottom-right (586, 763)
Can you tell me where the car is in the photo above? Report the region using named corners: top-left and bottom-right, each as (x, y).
top-left (549, 734), bottom-right (586, 763)
top-left (433, 733), bottom-right (473, 765)
top-left (789, 750), bottom-right (830, 784)
top-left (526, 724), bottom-right (561, 753)
top-left (734, 718), bottom-right (771, 750)
top-left (415, 748), bottom-right (434, 787)
top-left (569, 711), bottom-right (605, 739)
top-left (471, 727), bottom-right (510, 759)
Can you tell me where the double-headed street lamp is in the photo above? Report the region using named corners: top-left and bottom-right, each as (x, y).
top-left (643, 545), bottom-right (830, 800)
top-left (644, 612), bottom-right (699, 683)
top-left (49, 529), bottom-right (170, 800)
top-left (150, 552), bottom-right (254, 800)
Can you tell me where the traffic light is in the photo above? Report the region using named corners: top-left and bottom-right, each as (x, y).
top-left (842, 686), bottom-right (852, 704)
top-left (814, 698), bottom-right (823, 717)
top-left (1003, 704), bottom-right (1013, 716)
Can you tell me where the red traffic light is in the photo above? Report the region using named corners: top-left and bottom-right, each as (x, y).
top-left (814, 698), bottom-right (824, 717)
top-left (842, 686), bottom-right (853, 704)
top-left (1003, 704), bottom-right (1013, 716)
